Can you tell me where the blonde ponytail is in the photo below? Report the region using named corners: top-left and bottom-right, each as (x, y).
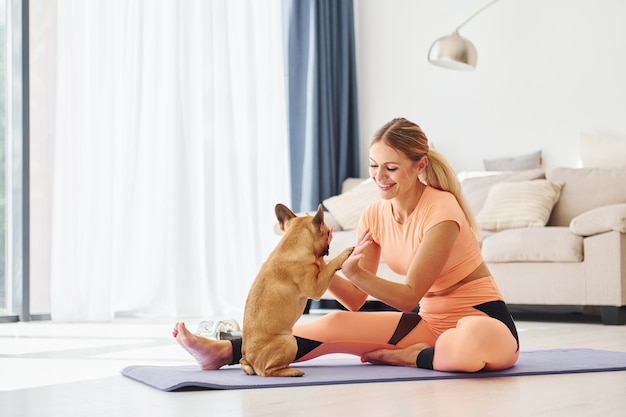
top-left (423, 149), bottom-right (480, 236)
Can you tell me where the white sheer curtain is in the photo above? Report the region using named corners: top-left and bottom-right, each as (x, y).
top-left (49, 0), bottom-right (290, 321)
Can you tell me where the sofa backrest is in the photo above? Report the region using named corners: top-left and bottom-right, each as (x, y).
top-left (546, 167), bottom-right (626, 227)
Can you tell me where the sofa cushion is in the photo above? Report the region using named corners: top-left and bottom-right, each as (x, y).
top-left (460, 168), bottom-right (546, 215)
top-left (482, 227), bottom-right (583, 263)
top-left (547, 167), bottom-right (626, 227)
top-left (569, 203), bottom-right (626, 236)
top-left (326, 229), bottom-right (358, 260)
top-left (322, 178), bottom-right (379, 230)
top-left (341, 177), bottom-right (368, 194)
top-left (322, 212), bottom-right (343, 231)
top-left (483, 150), bottom-right (543, 171)
top-left (476, 180), bottom-right (565, 232)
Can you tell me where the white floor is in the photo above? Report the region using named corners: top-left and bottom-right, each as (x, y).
top-left (1, 312), bottom-right (626, 417)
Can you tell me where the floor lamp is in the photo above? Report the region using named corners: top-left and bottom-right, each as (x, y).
top-left (427, 0), bottom-right (500, 70)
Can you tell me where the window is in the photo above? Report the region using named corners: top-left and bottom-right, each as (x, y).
top-left (0, 0), bottom-right (7, 318)
top-left (0, 0), bottom-right (27, 322)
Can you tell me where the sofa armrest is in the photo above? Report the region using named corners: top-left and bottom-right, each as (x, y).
top-left (273, 211), bottom-right (344, 235)
top-left (583, 231), bottom-right (626, 306)
top-left (569, 203), bottom-right (626, 237)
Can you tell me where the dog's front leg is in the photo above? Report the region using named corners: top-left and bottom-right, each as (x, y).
top-left (310, 247), bottom-right (354, 299)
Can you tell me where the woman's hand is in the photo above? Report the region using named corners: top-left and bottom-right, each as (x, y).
top-left (340, 228), bottom-right (372, 278)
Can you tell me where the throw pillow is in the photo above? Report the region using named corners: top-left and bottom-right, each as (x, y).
top-left (322, 178), bottom-right (379, 230)
top-left (476, 180), bottom-right (565, 232)
top-left (483, 150), bottom-right (543, 171)
top-left (569, 203), bottom-right (626, 236)
top-left (579, 133), bottom-right (626, 168)
top-left (460, 168), bottom-right (546, 215)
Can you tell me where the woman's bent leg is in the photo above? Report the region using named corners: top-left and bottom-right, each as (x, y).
top-left (432, 316), bottom-right (519, 372)
top-left (173, 311), bottom-right (442, 368)
top-left (293, 311), bottom-right (437, 362)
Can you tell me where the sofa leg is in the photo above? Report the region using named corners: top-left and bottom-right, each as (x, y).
top-left (600, 306), bottom-right (626, 325)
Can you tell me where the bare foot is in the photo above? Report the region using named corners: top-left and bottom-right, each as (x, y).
top-left (361, 342), bottom-right (431, 367)
top-left (172, 322), bottom-right (233, 370)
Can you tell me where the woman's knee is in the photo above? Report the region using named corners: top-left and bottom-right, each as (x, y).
top-left (458, 316), bottom-right (516, 347)
top-left (433, 316), bottom-right (518, 371)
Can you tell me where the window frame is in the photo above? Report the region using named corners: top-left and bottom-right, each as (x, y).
top-left (0, 0), bottom-right (29, 323)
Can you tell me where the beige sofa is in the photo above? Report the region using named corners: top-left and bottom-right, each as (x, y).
top-left (305, 167), bottom-right (626, 325)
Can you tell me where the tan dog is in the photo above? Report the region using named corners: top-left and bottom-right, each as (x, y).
top-left (240, 203), bottom-right (354, 377)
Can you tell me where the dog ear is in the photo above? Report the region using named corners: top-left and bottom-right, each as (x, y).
top-left (312, 204), bottom-right (325, 229)
top-left (275, 204), bottom-right (297, 231)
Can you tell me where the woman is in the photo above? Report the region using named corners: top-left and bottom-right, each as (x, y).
top-left (173, 117), bottom-right (519, 372)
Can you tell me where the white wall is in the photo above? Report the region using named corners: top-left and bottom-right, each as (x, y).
top-left (354, 0), bottom-right (626, 175)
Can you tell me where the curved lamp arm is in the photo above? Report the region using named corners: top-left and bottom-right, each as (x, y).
top-left (455, 0), bottom-right (500, 31)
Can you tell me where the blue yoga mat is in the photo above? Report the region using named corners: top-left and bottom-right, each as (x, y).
top-left (122, 348), bottom-right (626, 391)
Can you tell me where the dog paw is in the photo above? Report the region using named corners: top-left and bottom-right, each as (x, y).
top-left (265, 367), bottom-right (305, 377)
top-left (340, 246), bottom-right (355, 261)
top-left (241, 366), bottom-right (257, 376)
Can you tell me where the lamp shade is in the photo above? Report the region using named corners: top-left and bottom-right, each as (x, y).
top-left (427, 32), bottom-right (477, 71)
